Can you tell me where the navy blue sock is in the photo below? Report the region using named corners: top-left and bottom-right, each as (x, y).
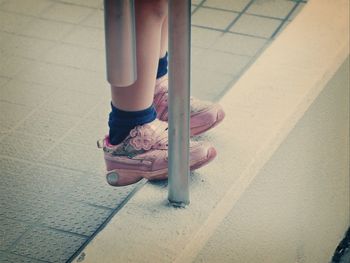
top-left (156, 52), bottom-right (168, 79)
top-left (108, 103), bottom-right (157, 145)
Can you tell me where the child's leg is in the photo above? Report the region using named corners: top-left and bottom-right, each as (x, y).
top-left (159, 15), bottom-right (168, 58)
top-left (111, 0), bottom-right (168, 111)
top-left (109, 0), bottom-right (168, 145)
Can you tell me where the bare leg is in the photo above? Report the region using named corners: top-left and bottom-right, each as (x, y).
top-left (159, 15), bottom-right (168, 58)
top-left (111, 0), bottom-right (168, 111)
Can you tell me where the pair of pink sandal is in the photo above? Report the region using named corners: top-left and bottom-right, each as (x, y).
top-left (98, 75), bottom-right (225, 186)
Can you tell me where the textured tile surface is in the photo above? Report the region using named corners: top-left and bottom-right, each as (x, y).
top-left (246, 0), bottom-right (296, 19)
top-left (203, 0), bottom-right (251, 12)
top-left (230, 14), bottom-right (282, 38)
top-left (10, 226), bottom-right (86, 262)
top-left (192, 8), bottom-right (238, 30)
top-left (211, 32), bottom-right (267, 56)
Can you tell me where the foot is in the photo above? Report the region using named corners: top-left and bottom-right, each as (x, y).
top-left (153, 75), bottom-right (225, 136)
top-left (97, 119), bottom-right (217, 187)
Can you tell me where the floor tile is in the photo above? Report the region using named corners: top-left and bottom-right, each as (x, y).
top-left (246, 0), bottom-right (296, 19)
top-left (62, 25), bottom-right (104, 50)
top-left (0, 157), bottom-right (30, 176)
top-left (191, 67), bottom-right (234, 101)
top-left (0, 252), bottom-right (45, 263)
top-left (0, 132), bottom-right (54, 162)
top-left (43, 44), bottom-right (105, 72)
top-left (0, 183), bottom-right (52, 223)
top-left (229, 14), bottom-right (282, 38)
top-left (193, 49), bottom-right (251, 75)
top-left (41, 142), bottom-right (104, 174)
top-left (0, 79), bottom-right (55, 108)
top-left (0, 0), bottom-right (53, 16)
top-left (64, 118), bottom-right (108, 146)
top-left (0, 217), bottom-right (30, 251)
top-left (18, 18), bottom-right (75, 41)
top-left (80, 9), bottom-right (103, 28)
top-left (10, 226), bottom-right (86, 263)
top-left (203, 0), bottom-right (251, 12)
top-left (40, 2), bottom-right (93, 24)
top-left (0, 54), bottom-right (33, 78)
top-left (40, 89), bottom-right (99, 117)
top-left (211, 32), bottom-right (267, 56)
top-left (0, 11), bottom-right (34, 33)
top-left (16, 110), bottom-right (79, 139)
top-left (0, 101), bottom-right (33, 133)
top-left (66, 173), bottom-right (139, 209)
top-left (40, 201), bottom-right (111, 236)
top-left (59, 0), bottom-right (102, 9)
top-left (1, 34), bottom-right (55, 61)
top-left (192, 7), bottom-right (238, 30)
top-left (191, 26), bottom-right (223, 48)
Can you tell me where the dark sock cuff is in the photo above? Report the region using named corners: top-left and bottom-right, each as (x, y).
top-left (156, 52), bottom-right (168, 79)
top-left (109, 102), bottom-right (157, 127)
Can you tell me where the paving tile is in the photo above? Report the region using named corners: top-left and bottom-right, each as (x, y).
top-left (193, 49), bottom-right (251, 75)
top-left (40, 2), bottom-right (93, 24)
top-left (191, 67), bottom-right (234, 101)
top-left (10, 226), bottom-right (86, 263)
top-left (192, 0), bottom-right (203, 5)
top-left (66, 172), bottom-right (138, 209)
top-left (62, 25), bottom-right (104, 50)
top-left (59, 0), bottom-right (103, 9)
top-left (0, 0), bottom-right (53, 16)
top-left (246, 0), bottom-right (296, 19)
top-left (1, 34), bottom-right (55, 61)
top-left (191, 26), bottom-right (223, 48)
top-left (0, 11), bottom-right (34, 33)
top-left (17, 60), bottom-right (106, 95)
top-left (0, 252), bottom-right (45, 263)
top-left (0, 102), bottom-right (33, 133)
top-left (192, 7), bottom-right (238, 30)
top-left (0, 79), bottom-right (55, 108)
top-left (229, 14), bottom-right (282, 38)
top-left (203, 0), bottom-right (251, 12)
top-left (0, 157), bottom-right (30, 176)
top-left (41, 142), bottom-right (104, 174)
top-left (40, 200), bottom-right (111, 236)
top-left (40, 89), bottom-right (99, 117)
top-left (211, 32), bottom-right (267, 56)
top-left (0, 217), bottom-right (30, 250)
top-left (43, 43), bottom-right (105, 72)
top-left (64, 118), bottom-right (108, 146)
top-left (85, 100), bottom-right (110, 122)
top-left (0, 132), bottom-right (54, 162)
top-left (0, 76), bottom-right (9, 87)
top-left (80, 9), bottom-right (104, 28)
top-left (0, 54), bottom-right (33, 78)
top-left (16, 110), bottom-right (79, 139)
top-left (18, 18), bottom-right (75, 42)
top-left (0, 182), bottom-right (52, 223)
top-left (20, 164), bottom-right (84, 198)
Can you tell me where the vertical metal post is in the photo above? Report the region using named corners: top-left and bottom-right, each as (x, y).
top-left (168, 0), bottom-right (191, 207)
top-left (104, 0), bottom-right (137, 87)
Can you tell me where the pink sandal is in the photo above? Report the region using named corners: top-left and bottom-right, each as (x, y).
top-left (154, 75), bottom-right (225, 136)
top-left (98, 119), bottom-right (216, 187)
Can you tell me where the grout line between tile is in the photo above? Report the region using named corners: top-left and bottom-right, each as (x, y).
top-left (224, 0), bottom-right (256, 32)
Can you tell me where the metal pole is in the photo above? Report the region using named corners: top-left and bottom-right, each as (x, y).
top-left (104, 0), bottom-right (137, 87)
top-left (168, 0), bottom-right (191, 207)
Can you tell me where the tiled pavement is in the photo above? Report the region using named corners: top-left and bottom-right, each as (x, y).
top-left (0, 0), bottom-right (307, 262)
